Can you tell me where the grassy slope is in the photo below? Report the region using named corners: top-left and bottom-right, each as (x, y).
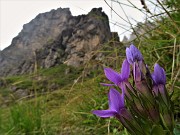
top-left (0, 64), bottom-right (127, 135)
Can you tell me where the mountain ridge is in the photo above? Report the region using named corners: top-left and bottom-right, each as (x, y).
top-left (0, 7), bottom-right (112, 76)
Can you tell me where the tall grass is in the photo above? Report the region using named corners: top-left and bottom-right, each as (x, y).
top-left (9, 102), bottom-right (42, 134)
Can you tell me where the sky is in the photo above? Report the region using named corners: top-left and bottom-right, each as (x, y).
top-left (0, 0), bottom-right (154, 50)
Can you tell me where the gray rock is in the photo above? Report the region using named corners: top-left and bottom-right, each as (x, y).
top-left (128, 21), bottom-right (156, 42)
top-left (14, 89), bottom-right (29, 99)
top-left (0, 7), bottom-right (112, 76)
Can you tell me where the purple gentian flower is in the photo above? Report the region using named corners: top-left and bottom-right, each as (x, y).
top-left (126, 44), bottom-right (143, 64)
top-left (102, 59), bottom-right (130, 86)
top-left (126, 44), bottom-right (144, 82)
top-left (92, 88), bottom-right (125, 118)
top-left (152, 64), bottom-right (168, 105)
top-left (151, 63), bottom-right (166, 85)
top-left (92, 88), bottom-right (144, 134)
top-left (101, 59), bottom-right (133, 100)
top-left (152, 63), bottom-right (173, 129)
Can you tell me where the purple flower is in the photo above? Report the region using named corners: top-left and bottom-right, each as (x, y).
top-left (92, 88), bottom-right (125, 118)
top-left (126, 44), bottom-right (143, 64)
top-left (103, 59), bottom-right (130, 86)
top-left (151, 63), bottom-right (166, 85)
top-left (92, 88), bottom-right (144, 134)
top-left (102, 59), bottom-right (133, 100)
top-left (152, 63), bottom-right (168, 105)
top-left (126, 44), bottom-right (144, 82)
top-left (152, 64), bottom-right (173, 129)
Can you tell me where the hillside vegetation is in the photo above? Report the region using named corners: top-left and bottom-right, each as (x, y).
top-left (0, 0), bottom-right (180, 134)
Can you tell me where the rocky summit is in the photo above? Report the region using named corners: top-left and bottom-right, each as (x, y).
top-left (0, 7), bottom-right (112, 76)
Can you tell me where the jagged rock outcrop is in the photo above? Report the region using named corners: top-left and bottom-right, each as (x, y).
top-left (129, 21), bottom-right (155, 41)
top-left (0, 8), bottom-right (112, 76)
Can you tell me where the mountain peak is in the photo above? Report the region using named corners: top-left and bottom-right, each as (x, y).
top-left (0, 7), bottom-right (112, 76)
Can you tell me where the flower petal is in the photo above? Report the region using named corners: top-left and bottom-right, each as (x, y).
top-left (152, 63), bottom-right (166, 85)
top-left (130, 44), bottom-right (143, 61)
top-left (120, 59), bottom-right (130, 80)
top-left (104, 68), bottom-right (122, 85)
top-left (126, 48), bottom-right (133, 64)
top-left (109, 88), bottom-right (125, 112)
top-left (92, 110), bottom-right (116, 118)
top-left (133, 62), bottom-right (141, 82)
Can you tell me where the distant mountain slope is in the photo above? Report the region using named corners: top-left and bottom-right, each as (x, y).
top-left (0, 8), bottom-right (112, 76)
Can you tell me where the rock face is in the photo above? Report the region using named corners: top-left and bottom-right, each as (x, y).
top-left (122, 21), bottom-right (156, 43)
top-left (0, 8), bottom-right (112, 76)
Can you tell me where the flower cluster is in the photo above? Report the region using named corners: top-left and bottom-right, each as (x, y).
top-left (92, 44), bottom-right (174, 134)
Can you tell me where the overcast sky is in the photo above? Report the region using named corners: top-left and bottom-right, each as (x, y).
top-left (0, 0), bottom-right (155, 50)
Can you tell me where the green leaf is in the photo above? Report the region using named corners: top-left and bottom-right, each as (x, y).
top-left (151, 125), bottom-right (166, 135)
top-left (174, 124), bottom-right (180, 135)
